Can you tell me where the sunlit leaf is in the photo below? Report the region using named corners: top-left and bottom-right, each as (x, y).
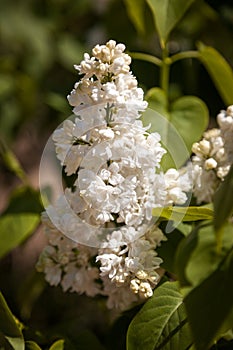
top-left (184, 248), bottom-right (233, 350)
top-left (49, 340), bottom-right (64, 350)
top-left (123, 0), bottom-right (145, 34)
top-left (0, 292), bottom-right (24, 350)
top-left (146, 0), bottom-right (195, 47)
top-left (127, 282), bottom-right (193, 350)
top-left (143, 90), bottom-right (209, 169)
top-left (0, 213), bottom-right (40, 258)
top-left (25, 341), bottom-right (42, 350)
top-left (152, 206), bottom-right (213, 222)
top-left (197, 43), bottom-right (233, 106)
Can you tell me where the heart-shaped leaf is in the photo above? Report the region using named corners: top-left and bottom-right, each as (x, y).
top-left (143, 88), bottom-right (209, 170)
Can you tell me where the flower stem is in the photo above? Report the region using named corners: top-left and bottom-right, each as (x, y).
top-left (128, 52), bottom-right (162, 67)
top-left (169, 50), bottom-right (200, 64)
top-left (160, 46), bottom-right (170, 106)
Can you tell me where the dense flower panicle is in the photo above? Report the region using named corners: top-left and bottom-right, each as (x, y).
top-left (189, 105), bottom-right (233, 203)
top-left (38, 40), bottom-right (192, 310)
top-left (67, 40), bottom-right (147, 116)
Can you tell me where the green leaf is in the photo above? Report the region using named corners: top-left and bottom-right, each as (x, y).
top-left (127, 281), bottom-right (193, 350)
top-left (197, 43), bottom-right (233, 106)
top-left (0, 138), bottom-right (27, 183)
top-left (0, 292), bottom-right (24, 350)
top-left (123, 0), bottom-right (145, 35)
top-left (144, 90), bottom-right (209, 169)
top-left (74, 331), bottom-right (105, 350)
top-left (185, 224), bottom-right (233, 290)
top-left (175, 225), bottom-right (200, 287)
top-left (25, 341), bottom-right (42, 350)
top-left (146, 0), bottom-right (195, 47)
top-left (214, 164), bottom-right (233, 232)
top-left (184, 247), bottom-right (233, 350)
top-left (3, 186), bottom-right (43, 215)
top-left (57, 35), bottom-right (84, 71)
top-left (49, 340), bottom-right (64, 350)
top-left (157, 228), bottom-right (184, 274)
top-left (0, 213), bottom-right (40, 258)
top-left (152, 206), bottom-right (213, 222)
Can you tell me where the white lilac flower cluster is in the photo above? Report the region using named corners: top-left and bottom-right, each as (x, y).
top-left (37, 40), bottom-right (191, 310)
top-left (67, 39), bottom-right (147, 118)
top-left (190, 105), bottom-right (233, 203)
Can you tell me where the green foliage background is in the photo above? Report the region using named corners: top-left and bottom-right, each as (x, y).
top-left (0, 0), bottom-right (233, 349)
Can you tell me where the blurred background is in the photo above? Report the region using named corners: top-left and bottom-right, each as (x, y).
top-left (0, 0), bottom-right (233, 348)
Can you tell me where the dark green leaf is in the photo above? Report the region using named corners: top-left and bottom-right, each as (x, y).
top-left (0, 213), bottom-right (40, 258)
top-left (184, 248), bottom-right (233, 350)
top-left (153, 206), bottom-right (213, 222)
top-left (157, 228), bottom-right (184, 274)
top-left (146, 0), bottom-right (195, 47)
top-left (184, 224), bottom-right (233, 290)
top-left (74, 331), bottom-right (105, 350)
top-left (197, 43), bottom-right (233, 106)
top-left (0, 292), bottom-right (24, 350)
top-left (175, 225), bottom-right (200, 287)
top-left (214, 164), bottom-right (233, 232)
top-left (123, 0), bottom-right (145, 35)
top-left (3, 186), bottom-right (43, 215)
top-left (144, 91), bottom-right (209, 169)
top-left (127, 281), bottom-right (193, 350)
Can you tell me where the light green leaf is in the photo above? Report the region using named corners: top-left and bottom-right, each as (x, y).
top-left (127, 281), bottom-right (193, 350)
top-left (49, 340), bottom-right (64, 350)
top-left (170, 96), bottom-right (208, 152)
top-left (146, 0), bottom-right (195, 47)
top-left (184, 247), bottom-right (233, 350)
top-left (123, 0), bottom-right (145, 34)
top-left (143, 90), bottom-right (209, 170)
top-left (0, 292), bottom-right (24, 350)
top-left (197, 43), bottom-right (233, 106)
top-left (25, 342), bottom-right (42, 350)
top-left (0, 213), bottom-right (40, 258)
top-left (152, 206), bottom-right (213, 222)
